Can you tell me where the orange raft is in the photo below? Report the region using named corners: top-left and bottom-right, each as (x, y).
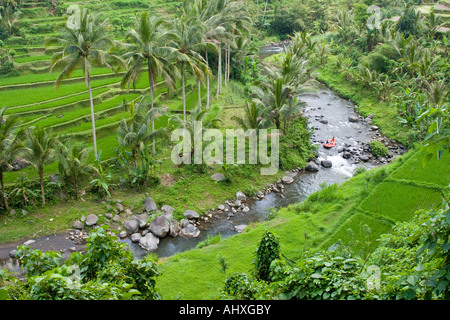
top-left (323, 137), bottom-right (336, 148)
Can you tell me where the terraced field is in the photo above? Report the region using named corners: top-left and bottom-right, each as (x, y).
top-left (1, 0), bottom-right (220, 184)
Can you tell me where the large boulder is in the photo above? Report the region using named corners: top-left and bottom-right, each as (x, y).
top-left (184, 209), bottom-right (200, 219)
top-left (161, 205), bottom-right (175, 220)
top-left (282, 176), bottom-right (294, 184)
top-left (131, 233), bottom-right (142, 243)
top-left (306, 161), bottom-right (319, 172)
top-left (143, 196), bottom-right (158, 213)
top-left (139, 233), bottom-right (159, 251)
top-left (180, 224), bottom-right (200, 239)
top-left (211, 173), bottom-right (226, 182)
top-left (133, 214), bottom-right (148, 229)
top-left (236, 191), bottom-right (247, 201)
top-left (124, 219), bottom-right (139, 234)
top-left (169, 219), bottom-right (181, 237)
top-left (73, 220), bottom-right (84, 230)
top-left (320, 160), bottom-right (333, 168)
top-left (148, 215), bottom-right (170, 238)
top-left (85, 214), bottom-right (98, 226)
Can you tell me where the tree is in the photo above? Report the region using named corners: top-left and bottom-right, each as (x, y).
top-left (117, 95), bottom-right (167, 169)
top-left (57, 141), bottom-right (96, 199)
top-left (232, 101), bottom-right (270, 134)
top-left (0, 4), bottom-right (20, 36)
top-left (121, 11), bottom-right (179, 155)
top-left (171, 14), bottom-right (206, 124)
top-left (0, 107), bottom-right (23, 211)
top-left (23, 127), bottom-right (58, 206)
top-left (47, 8), bottom-right (124, 160)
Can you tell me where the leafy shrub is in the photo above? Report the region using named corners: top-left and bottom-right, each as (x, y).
top-left (360, 52), bottom-right (390, 73)
top-left (370, 140), bottom-right (388, 156)
top-left (2, 226), bottom-right (161, 300)
top-left (253, 230), bottom-right (281, 282)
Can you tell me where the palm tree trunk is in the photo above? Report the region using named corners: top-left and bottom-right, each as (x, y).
top-left (197, 79), bottom-right (202, 108)
top-left (148, 60), bottom-right (155, 155)
top-left (39, 169), bottom-right (45, 206)
top-left (206, 48), bottom-right (210, 109)
top-left (263, 0), bottom-right (269, 22)
top-left (227, 43), bottom-right (231, 85)
top-left (87, 72), bottom-right (98, 160)
top-left (0, 171), bottom-right (9, 211)
top-left (181, 61), bottom-right (186, 124)
top-left (217, 43), bottom-right (222, 99)
top-left (224, 45), bottom-right (228, 87)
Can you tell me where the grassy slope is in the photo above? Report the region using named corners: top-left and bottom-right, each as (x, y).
top-left (156, 148), bottom-right (449, 300)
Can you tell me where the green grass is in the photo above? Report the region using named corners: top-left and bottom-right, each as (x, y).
top-left (391, 150), bottom-right (450, 187)
top-left (0, 76), bottom-right (121, 107)
top-left (358, 180), bottom-right (444, 222)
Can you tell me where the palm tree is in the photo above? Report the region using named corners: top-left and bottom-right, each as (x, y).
top-left (57, 141), bottom-right (96, 200)
top-left (121, 11), bottom-right (179, 155)
top-left (117, 95), bottom-right (167, 169)
top-left (23, 126), bottom-right (58, 206)
top-left (46, 8), bottom-right (125, 160)
top-left (422, 12), bottom-right (443, 39)
top-left (0, 4), bottom-right (20, 36)
top-left (425, 79), bottom-right (449, 107)
top-left (232, 101), bottom-right (270, 134)
top-left (0, 107), bottom-right (23, 211)
top-left (171, 15), bottom-right (207, 124)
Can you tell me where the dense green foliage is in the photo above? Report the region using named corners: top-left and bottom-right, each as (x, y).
top-left (0, 0), bottom-right (448, 301)
top-left (1, 226), bottom-right (160, 300)
top-left (220, 201), bottom-right (449, 300)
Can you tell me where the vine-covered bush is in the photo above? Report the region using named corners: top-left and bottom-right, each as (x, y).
top-left (1, 226), bottom-right (161, 300)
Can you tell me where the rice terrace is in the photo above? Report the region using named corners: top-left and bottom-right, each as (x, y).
top-left (0, 0), bottom-right (449, 306)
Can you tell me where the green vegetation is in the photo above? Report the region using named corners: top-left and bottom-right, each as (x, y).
top-left (0, 0), bottom-right (448, 302)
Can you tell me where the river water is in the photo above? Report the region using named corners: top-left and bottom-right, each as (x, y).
top-left (0, 46), bottom-right (397, 271)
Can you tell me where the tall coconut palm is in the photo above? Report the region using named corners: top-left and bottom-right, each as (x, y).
top-left (57, 141), bottom-right (96, 200)
top-left (46, 8), bottom-right (125, 160)
top-left (0, 107), bottom-right (23, 211)
top-left (121, 11), bottom-right (179, 155)
top-left (170, 15), bottom-right (207, 124)
top-left (23, 126), bottom-right (58, 206)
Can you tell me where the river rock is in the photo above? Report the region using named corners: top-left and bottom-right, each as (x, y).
top-left (9, 249), bottom-right (17, 258)
top-left (234, 225), bottom-right (247, 233)
top-left (119, 231), bottom-right (127, 238)
top-left (148, 215), bottom-right (170, 238)
top-left (306, 161), bottom-right (319, 172)
top-left (180, 224), bottom-right (200, 239)
top-left (161, 205), bottom-right (175, 217)
top-left (124, 219), bottom-right (139, 234)
top-left (236, 191), bottom-right (247, 201)
top-left (139, 233), bottom-right (159, 251)
top-left (133, 214), bottom-right (148, 229)
top-left (257, 191), bottom-right (265, 199)
top-left (218, 204), bottom-right (225, 211)
top-left (321, 160), bottom-right (333, 168)
top-left (349, 116), bottom-right (359, 123)
top-left (342, 152), bottom-right (352, 159)
top-left (116, 203), bottom-right (124, 212)
top-left (131, 233), bottom-right (142, 243)
top-left (169, 219), bottom-right (181, 237)
top-left (211, 173), bottom-right (226, 182)
top-left (85, 214), bottom-right (98, 226)
top-left (73, 220), bottom-right (83, 230)
top-left (184, 209), bottom-right (200, 219)
top-left (143, 196), bottom-right (157, 213)
top-left (359, 155), bottom-right (370, 162)
top-left (23, 239), bottom-right (35, 246)
top-left (282, 176), bottom-right (294, 184)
